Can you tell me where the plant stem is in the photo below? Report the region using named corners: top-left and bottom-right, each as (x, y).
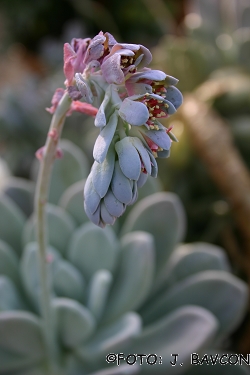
top-left (34, 92), bottom-right (72, 374)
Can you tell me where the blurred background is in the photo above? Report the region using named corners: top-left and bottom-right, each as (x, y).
top-left (0, 0), bottom-right (250, 352)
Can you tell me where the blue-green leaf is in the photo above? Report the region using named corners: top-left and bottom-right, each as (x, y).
top-left (68, 222), bottom-right (118, 280)
top-left (103, 231), bottom-right (155, 323)
top-left (53, 298), bottom-right (95, 348)
top-left (0, 311), bottom-right (45, 372)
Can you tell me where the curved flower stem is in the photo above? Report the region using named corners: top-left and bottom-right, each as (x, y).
top-left (34, 92), bottom-right (72, 374)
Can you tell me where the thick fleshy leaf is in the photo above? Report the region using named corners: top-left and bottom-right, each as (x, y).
top-left (59, 180), bottom-right (89, 225)
top-left (121, 193), bottom-right (186, 279)
top-left (53, 298), bottom-right (95, 348)
top-left (92, 146), bottom-right (115, 198)
top-left (130, 306), bottom-right (218, 374)
top-left (68, 222), bottom-right (118, 280)
top-left (103, 231), bottom-right (155, 323)
top-left (76, 312), bottom-right (142, 361)
top-left (53, 259), bottom-right (85, 302)
top-left (22, 204), bottom-right (75, 256)
top-left (119, 98), bottom-right (149, 126)
top-left (0, 239), bottom-right (19, 284)
top-left (2, 177), bottom-right (35, 217)
top-left (84, 173), bottom-right (101, 214)
top-left (89, 365), bottom-right (140, 375)
top-left (142, 270), bottom-right (248, 338)
top-left (100, 201), bottom-right (116, 225)
top-left (0, 311), bottom-right (45, 372)
top-left (75, 73), bottom-right (93, 103)
top-left (111, 161), bottom-right (133, 204)
top-left (9, 365), bottom-right (47, 375)
top-left (104, 189), bottom-right (125, 217)
top-left (94, 86), bottom-right (112, 127)
top-left (20, 242), bottom-right (61, 311)
top-left (0, 276), bottom-right (23, 311)
top-left (115, 138), bottom-right (141, 180)
top-left (141, 129), bottom-right (171, 150)
top-left (87, 269), bottom-right (113, 321)
top-left (165, 86), bottom-right (183, 109)
top-left (0, 194), bottom-right (25, 256)
top-left (159, 242), bottom-right (231, 289)
top-left (93, 111), bottom-right (118, 163)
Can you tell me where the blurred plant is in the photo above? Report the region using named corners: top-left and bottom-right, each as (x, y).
top-left (146, 0), bottom-right (250, 250)
top-left (0, 152), bottom-right (248, 374)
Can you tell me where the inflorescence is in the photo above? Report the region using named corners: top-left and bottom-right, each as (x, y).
top-left (46, 31), bottom-right (183, 227)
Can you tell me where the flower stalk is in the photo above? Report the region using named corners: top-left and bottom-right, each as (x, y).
top-left (34, 92), bottom-right (72, 374)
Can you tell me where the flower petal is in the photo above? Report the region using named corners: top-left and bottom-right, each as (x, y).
top-left (100, 201), bottom-right (116, 225)
top-left (93, 111), bottom-right (118, 163)
top-left (131, 137), bottom-right (152, 175)
top-left (115, 137), bottom-right (141, 181)
top-left (104, 189), bottom-right (125, 217)
top-left (128, 70), bottom-right (167, 83)
top-left (92, 146), bottom-right (115, 198)
top-left (157, 149), bottom-right (171, 158)
top-left (101, 54), bottom-right (124, 85)
top-left (94, 86), bottom-right (112, 127)
top-left (137, 172), bottom-right (148, 188)
top-left (71, 38), bottom-right (90, 73)
top-left (70, 101), bottom-right (98, 117)
top-left (84, 173), bottom-right (101, 214)
top-left (84, 201), bottom-right (101, 227)
top-left (141, 129), bottom-right (171, 150)
top-left (75, 74), bottom-right (93, 104)
top-left (137, 45), bottom-right (152, 68)
top-left (128, 180), bottom-right (138, 206)
top-left (111, 161), bottom-right (133, 204)
top-left (125, 81), bottom-right (152, 96)
top-left (84, 34), bottom-right (106, 64)
top-left (165, 86), bottom-right (183, 109)
top-left (119, 98), bottom-right (149, 126)
top-left (164, 75), bottom-right (179, 86)
top-left (63, 43), bottom-right (76, 85)
top-left (148, 152), bottom-right (158, 177)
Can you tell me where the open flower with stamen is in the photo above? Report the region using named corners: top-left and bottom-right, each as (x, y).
top-left (101, 43), bottom-right (152, 84)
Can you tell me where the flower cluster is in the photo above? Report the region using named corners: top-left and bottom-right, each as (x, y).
top-left (48, 31), bottom-right (183, 227)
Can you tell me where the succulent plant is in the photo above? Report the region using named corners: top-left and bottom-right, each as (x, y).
top-left (0, 142), bottom-right (248, 375)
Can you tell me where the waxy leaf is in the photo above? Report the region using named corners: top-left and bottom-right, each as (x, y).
top-left (103, 231), bottom-right (155, 323)
top-left (0, 311), bottom-right (45, 372)
top-left (111, 162), bottom-right (133, 204)
top-left (53, 298), bottom-right (95, 348)
top-left (93, 111), bottom-right (118, 163)
top-left (119, 99), bottom-right (149, 126)
top-left (68, 222), bottom-right (118, 280)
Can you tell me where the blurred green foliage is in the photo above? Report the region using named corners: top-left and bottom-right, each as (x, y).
top-left (1, 0), bottom-right (250, 255)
